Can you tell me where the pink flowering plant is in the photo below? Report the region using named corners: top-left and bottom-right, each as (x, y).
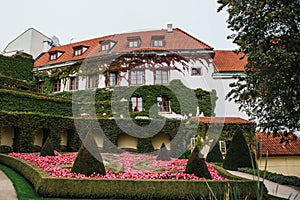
top-left (9, 151), bottom-right (226, 180)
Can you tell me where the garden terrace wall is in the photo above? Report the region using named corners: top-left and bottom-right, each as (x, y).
top-left (0, 154), bottom-right (267, 199)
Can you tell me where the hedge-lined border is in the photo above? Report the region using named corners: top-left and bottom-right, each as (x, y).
top-left (0, 154), bottom-right (267, 199)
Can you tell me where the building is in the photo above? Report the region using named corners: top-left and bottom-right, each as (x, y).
top-left (2, 27), bottom-right (55, 59)
top-left (256, 132), bottom-right (300, 177)
top-left (33, 24), bottom-right (248, 118)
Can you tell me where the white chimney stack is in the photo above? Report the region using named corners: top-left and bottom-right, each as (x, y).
top-left (167, 24), bottom-right (173, 33)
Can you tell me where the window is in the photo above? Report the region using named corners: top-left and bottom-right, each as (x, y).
top-left (151, 35), bottom-right (165, 47)
top-left (87, 74), bottom-right (99, 89)
top-left (130, 70), bottom-right (144, 85)
top-left (69, 76), bottom-right (78, 90)
top-left (73, 46), bottom-right (88, 56)
top-left (191, 67), bottom-right (202, 76)
top-left (53, 79), bottom-right (61, 92)
top-left (157, 96), bottom-right (170, 112)
top-left (101, 44), bottom-right (109, 51)
top-left (109, 72), bottom-right (118, 87)
top-left (155, 69), bottom-right (168, 85)
top-left (131, 97), bottom-right (143, 112)
top-left (49, 51), bottom-right (63, 61)
top-left (100, 40), bottom-right (115, 51)
top-left (219, 140), bottom-right (227, 156)
top-left (38, 81), bottom-right (43, 93)
top-left (127, 36), bottom-right (141, 48)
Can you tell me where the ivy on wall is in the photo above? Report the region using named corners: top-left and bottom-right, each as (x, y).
top-left (0, 54), bottom-right (34, 81)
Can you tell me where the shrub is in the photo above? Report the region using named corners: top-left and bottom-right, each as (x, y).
top-left (184, 146), bottom-right (212, 179)
top-left (223, 128), bottom-right (257, 170)
top-left (156, 143), bottom-right (171, 161)
top-left (40, 136), bottom-right (55, 156)
top-left (71, 133), bottom-right (106, 176)
top-left (0, 145), bottom-right (12, 153)
top-left (206, 141), bottom-right (223, 163)
top-left (238, 167), bottom-right (300, 187)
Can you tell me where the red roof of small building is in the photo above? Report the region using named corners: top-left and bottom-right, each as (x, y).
top-left (192, 117), bottom-right (253, 124)
top-left (34, 28), bottom-right (213, 68)
top-left (256, 132), bottom-right (300, 156)
top-left (213, 50), bottom-right (247, 72)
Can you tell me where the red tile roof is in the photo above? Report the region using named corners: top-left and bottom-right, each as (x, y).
top-left (256, 132), bottom-right (300, 156)
top-left (191, 117), bottom-right (253, 124)
top-left (213, 50), bottom-right (247, 72)
top-left (34, 28), bottom-right (213, 68)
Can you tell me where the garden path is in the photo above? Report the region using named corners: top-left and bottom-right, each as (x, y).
top-left (227, 170), bottom-right (300, 200)
top-left (0, 169), bottom-right (17, 200)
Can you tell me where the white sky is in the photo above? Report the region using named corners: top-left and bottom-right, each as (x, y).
top-left (0, 0), bottom-right (238, 52)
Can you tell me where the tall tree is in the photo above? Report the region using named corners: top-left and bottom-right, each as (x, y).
top-left (218, 0), bottom-right (300, 142)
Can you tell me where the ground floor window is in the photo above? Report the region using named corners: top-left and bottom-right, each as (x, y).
top-left (157, 96), bottom-right (170, 112)
top-left (131, 97), bottom-right (143, 112)
top-left (87, 74), bottom-right (99, 89)
top-left (109, 72), bottom-right (118, 87)
top-left (69, 76), bottom-right (78, 90)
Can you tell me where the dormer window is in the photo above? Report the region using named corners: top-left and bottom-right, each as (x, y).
top-left (49, 51), bottom-right (63, 61)
top-left (127, 36), bottom-right (141, 48)
top-left (100, 40), bottom-right (116, 52)
top-left (73, 45), bottom-right (88, 56)
top-left (151, 35), bottom-right (165, 47)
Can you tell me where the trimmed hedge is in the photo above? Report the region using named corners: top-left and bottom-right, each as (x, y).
top-left (0, 154), bottom-right (267, 199)
top-left (0, 54), bottom-right (34, 81)
top-left (0, 75), bottom-right (36, 91)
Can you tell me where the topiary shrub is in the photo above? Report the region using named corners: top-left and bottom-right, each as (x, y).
top-left (71, 133), bottom-right (106, 176)
top-left (223, 128), bottom-right (257, 170)
top-left (0, 145), bottom-right (12, 153)
top-left (206, 141), bottom-right (224, 163)
top-left (184, 146), bottom-right (212, 179)
top-left (40, 136), bottom-right (55, 156)
top-left (156, 143), bottom-right (171, 161)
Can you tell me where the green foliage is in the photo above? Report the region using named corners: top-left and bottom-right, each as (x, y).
top-left (223, 129), bottom-right (257, 170)
top-left (40, 136), bottom-right (55, 157)
top-left (71, 134), bottom-right (106, 176)
top-left (238, 167), bottom-right (300, 187)
top-left (206, 141), bottom-right (224, 163)
top-left (0, 54), bottom-right (34, 81)
top-left (218, 0), bottom-right (300, 137)
top-left (156, 143), bottom-right (171, 161)
top-left (55, 80), bottom-right (216, 117)
top-left (0, 89), bottom-right (73, 117)
top-left (184, 146), bottom-right (212, 179)
top-left (0, 75), bottom-right (36, 91)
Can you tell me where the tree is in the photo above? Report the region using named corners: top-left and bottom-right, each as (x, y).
top-left (156, 143), bottom-right (171, 161)
top-left (71, 133), bottom-right (106, 176)
top-left (184, 146), bottom-right (212, 179)
top-left (206, 141), bottom-right (223, 163)
top-left (218, 0), bottom-right (300, 142)
top-left (223, 128), bottom-right (256, 170)
top-left (40, 136), bottom-right (55, 157)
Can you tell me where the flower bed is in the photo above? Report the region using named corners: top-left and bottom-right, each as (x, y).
top-left (9, 152), bottom-right (226, 180)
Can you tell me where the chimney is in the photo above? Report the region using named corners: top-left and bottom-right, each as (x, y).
top-left (167, 24), bottom-right (173, 33)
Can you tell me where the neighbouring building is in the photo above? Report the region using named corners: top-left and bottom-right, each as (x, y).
top-left (33, 24), bottom-right (248, 119)
top-left (256, 132), bottom-right (300, 177)
top-left (2, 27), bottom-right (56, 59)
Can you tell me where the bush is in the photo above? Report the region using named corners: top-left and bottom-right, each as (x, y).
top-left (71, 133), bottom-right (106, 176)
top-left (156, 143), bottom-right (171, 161)
top-left (0, 145), bottom-right (12, 153)
top-left (238, 167), bottom-right (300, 187)
top-left (206, 141), bottom-right (223, 163)
top-left (184, 146), bottom-right (212, 179)
top-left (40, 136), bottom-right (55, 156)
top-left (223, 128), bottom-right (257, 170)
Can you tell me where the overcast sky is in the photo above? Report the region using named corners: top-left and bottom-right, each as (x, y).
top-left (0, 0), bottom-right (238, 52)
